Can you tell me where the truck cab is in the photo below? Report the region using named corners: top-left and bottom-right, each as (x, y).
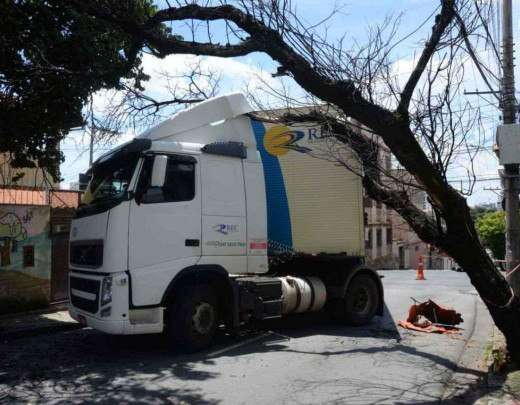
top-left (68, 93), bottom-right (383, 351)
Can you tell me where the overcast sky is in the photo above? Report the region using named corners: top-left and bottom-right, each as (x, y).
top-left (60, 0), bottom-right (519, 207)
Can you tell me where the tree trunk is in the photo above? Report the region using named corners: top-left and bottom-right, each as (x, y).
top-left (411, 190), bottom-right (520, 363)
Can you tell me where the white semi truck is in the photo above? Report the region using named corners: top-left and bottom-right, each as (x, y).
top-left (68, 93), bottom-right (384, 351)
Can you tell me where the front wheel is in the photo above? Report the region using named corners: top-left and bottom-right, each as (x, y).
top-left (167, 284), bottom-right (218, 352)
top-left (339, 274), bottom-right (379, 326)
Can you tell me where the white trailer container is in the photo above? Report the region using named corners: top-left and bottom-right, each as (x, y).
top-left (68, 94), bottom-right (383, 350)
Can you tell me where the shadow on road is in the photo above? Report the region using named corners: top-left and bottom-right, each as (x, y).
top-left (217, 305), bottom-right (478, 376)
top-left (0, 304), bottom-right (501, 404)
top-left (259, 303), bottom-right (402, 340)
top-left (1, 328), bottom-right (224, 404)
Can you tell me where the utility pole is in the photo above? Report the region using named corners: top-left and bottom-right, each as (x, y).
top-left (501, 0), bottom-right (520, 284)
top-left (89, 95), bottom-right (95, 167)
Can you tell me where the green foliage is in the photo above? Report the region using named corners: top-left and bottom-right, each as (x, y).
top-left (0, 0), bottom-right (154, 180)
top-left (476, 211), bottom-right (506, 260)
top-left (470, 204), bottom-right (498, 221)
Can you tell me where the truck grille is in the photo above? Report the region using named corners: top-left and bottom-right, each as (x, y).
top-left (70, 240), bottom-right (103, 268)
top-left (70, 276), bottom-right (100, 314)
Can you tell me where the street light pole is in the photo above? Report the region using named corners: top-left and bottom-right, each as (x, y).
top-left (501, 0), bottom-right (520, 276)
top-left (89, 95), bottom-right (95, 167)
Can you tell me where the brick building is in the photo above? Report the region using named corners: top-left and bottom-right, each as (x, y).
top-left (0, 156), bottom-right (80, 313)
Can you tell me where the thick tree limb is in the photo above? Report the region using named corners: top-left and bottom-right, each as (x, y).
top-left (397, 0), bottom-right (456, 116)
top-left (281, 109), bottom-right (515, 312)
top-left (146, 4), bottom-right (256, 26)
top-left (87, 2), bottom-right (456, 209)
top-left (145, 35), bottom-right (262, 58)
top-left (80, 1), bottom-right (470, 240)
top-left (135, 3), bottom-right (463, 215)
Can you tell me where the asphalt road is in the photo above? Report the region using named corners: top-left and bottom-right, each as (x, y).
top-left (0, 270), bottom-right (494, 404)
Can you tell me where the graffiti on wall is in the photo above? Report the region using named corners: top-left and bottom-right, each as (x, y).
top-left (0, 212), bottom-right (29, 266)
top-left (0, 205), bottom-right (51, 305)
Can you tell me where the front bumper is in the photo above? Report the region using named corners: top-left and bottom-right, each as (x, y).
top-left (69, 307), bottom-right (126, 334)
top-left (68, 271), bottom-right (164, 335)
top-left (69, 306), bottom-right (164, 335)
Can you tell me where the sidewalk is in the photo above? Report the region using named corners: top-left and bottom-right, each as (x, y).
top-left (0, 303), bottom-right (81, 340)
top-left (475, 326), bottom-right (520, 405)
top-left (436, 296), bottom-right (520, 404)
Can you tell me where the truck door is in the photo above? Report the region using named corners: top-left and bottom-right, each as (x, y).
top-left (200, 156), bottom-right (247, 274)
top-left (128, 154), bottom-right (201, 307)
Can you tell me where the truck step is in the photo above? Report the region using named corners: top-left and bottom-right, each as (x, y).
top-left (262, 314), bottom-right (282, 320)
top-left (235, 276), bottom-right (282, 301)
top-left (261, 299), bottom-right (283, 320)
top-left (235, 277), bottom-right (283, 321)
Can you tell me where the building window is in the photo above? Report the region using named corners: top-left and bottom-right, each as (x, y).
top-left (366, 229), bottom-right (373, 249)
top-left (23, 245), bottom-right (34, 267)
top-left (376, 200), bottom-right (382, 209)
top-left (376, 229), bottom-right (382, 247)
top-left (386, 227), bottom-right (393, 244)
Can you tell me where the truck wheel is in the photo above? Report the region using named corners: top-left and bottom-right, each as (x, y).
top-left (342, 274), bottom-right (379, 326)
top-left (167, 284), bottom-right (218, 352)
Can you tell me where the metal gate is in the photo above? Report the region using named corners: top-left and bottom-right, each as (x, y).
top-left (50, 207), bottom-right (76, 302)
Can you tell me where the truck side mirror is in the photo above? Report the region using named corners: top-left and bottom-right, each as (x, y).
top-left (78, 173), bottom-right (91, 192)
top-left (150, 155), bottom-right (168, 188)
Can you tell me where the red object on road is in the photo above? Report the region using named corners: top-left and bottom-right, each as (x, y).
top-left (398, 299), bottom-right (463, 334)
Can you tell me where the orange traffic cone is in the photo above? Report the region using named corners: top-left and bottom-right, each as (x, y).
top-left (416, 255), bottom-right (426, 280)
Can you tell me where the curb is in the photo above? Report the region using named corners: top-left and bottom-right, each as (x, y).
top-left (0, 305), bottom-right (83, 341)
top-left (486, 326), bottom-right (505, 379)
top-left (441, 296), bottom-right (493, 402)
top-left (0, 321), bottom-right (83, 341)
top-left (0, 302), bottom-right (69, 322)
top-left (475, 326), bottom-right (520, 404)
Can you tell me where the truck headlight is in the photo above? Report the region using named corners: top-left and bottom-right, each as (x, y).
top-left (101, 276), bottom-right (112, 306)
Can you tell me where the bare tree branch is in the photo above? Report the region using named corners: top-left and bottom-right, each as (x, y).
top-left (397, 0), bottom-right (456, 116)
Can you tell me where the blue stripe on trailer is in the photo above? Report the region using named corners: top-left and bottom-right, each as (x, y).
top-left (250, 119), bottom-right (293, 249)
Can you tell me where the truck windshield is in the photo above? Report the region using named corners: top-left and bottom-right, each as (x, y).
top-left (83, 158), bottom-right (138, 205)
top-left (77, 154), bottom-right (140, 217)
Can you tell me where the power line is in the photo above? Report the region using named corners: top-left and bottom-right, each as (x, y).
top-left (447, 177), bottom-right (500, 183)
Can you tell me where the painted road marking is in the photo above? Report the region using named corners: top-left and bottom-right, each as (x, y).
top-left (207, 332), bottom-right (273, 357)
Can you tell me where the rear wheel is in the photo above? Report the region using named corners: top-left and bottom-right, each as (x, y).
top-left (339, 274), bottom-right (379, 326)
top-left (167, 284), bottom-right (218, 352)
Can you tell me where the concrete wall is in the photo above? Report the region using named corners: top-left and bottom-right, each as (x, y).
top-left (0, 204), bottom-right (51, 313)
top-left (0, 153), bottom-right (58, 188)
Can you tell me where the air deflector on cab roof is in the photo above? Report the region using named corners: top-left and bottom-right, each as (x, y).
top-left (88, 138), bottom-right (152, 174)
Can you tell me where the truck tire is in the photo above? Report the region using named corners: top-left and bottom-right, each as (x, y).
top-left (340, 274), bottom-right (379, 326)
top-left (167, 284), bottom-right (218, 352)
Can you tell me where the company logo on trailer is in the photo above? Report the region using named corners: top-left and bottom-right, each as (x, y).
top-left (213, 224), bottom-right (239, 235)
top-left (264, 125), bottom-right (312, 156)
